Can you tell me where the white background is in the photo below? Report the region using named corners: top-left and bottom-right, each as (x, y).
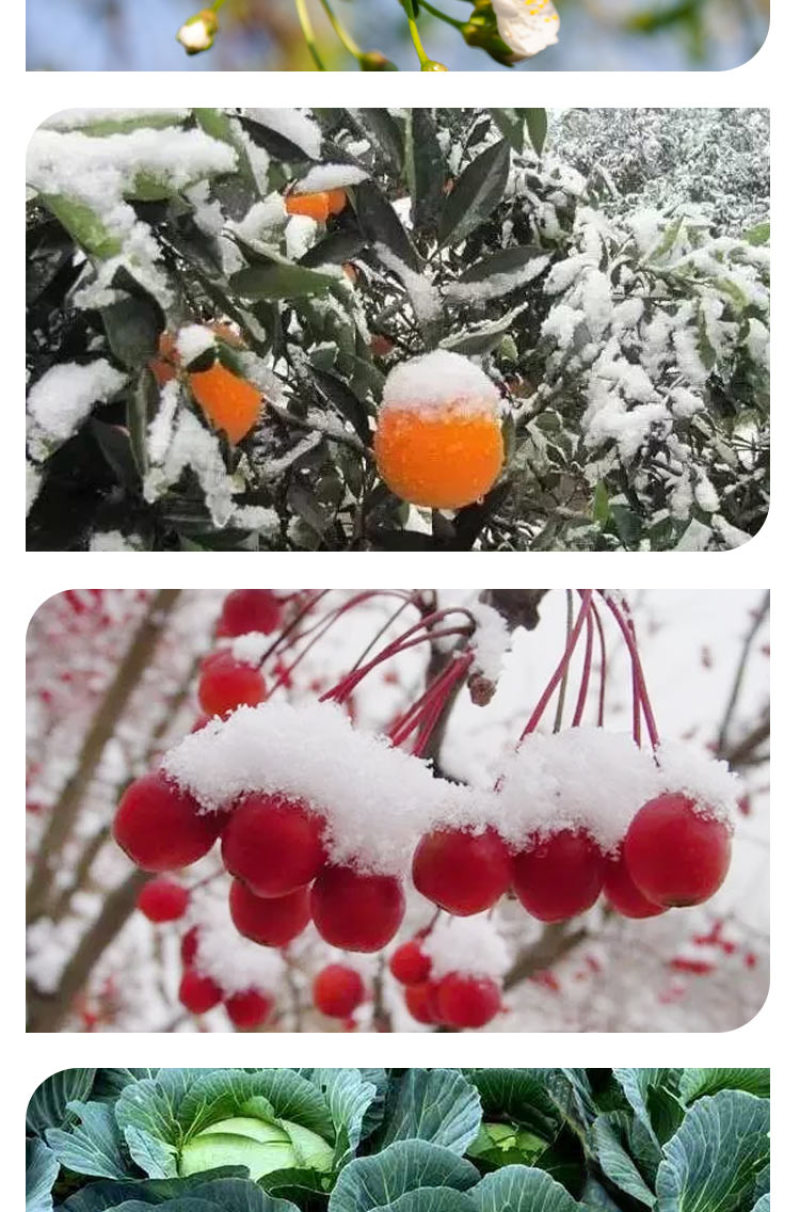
top-left (9, 4), bottom-right (792, 1201)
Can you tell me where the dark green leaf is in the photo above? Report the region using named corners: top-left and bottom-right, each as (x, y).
top-left (353, 180), bottom-right (422, 270)
top-left (28, 1071), bottom-right (97, 1136)
top-left (376, 1070), bottom-right (482, 1157)
top-left (229, 263), bottom-right (339, 300)
top-left (407, 110), bottom-right (448, 233)
top-left (525, 109), bottom-right (548, 155)
top-left (438, 140), bottom-right (511, 248)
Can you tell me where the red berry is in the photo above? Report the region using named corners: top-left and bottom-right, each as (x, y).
top-left (511, 829), bottom-right (604, 922)
top-left (225, 988), bottom-right (275, 1029)
top-left (404, 981), bottom-right (441, 1024)
top-left (179, 968), bottom-right (223, 1014)
top-left (311, 865), bottom-right (405, 952)
top-left (390, 939), bottom-right (433, 986)
top-left (604, 855), bottom-right (667, 919)
top-left (437, 972), bottom-right (501, 1029)
top-left (624, 794), bottom-right (732, 908)
top-left (181, 926), bottom-right (200, 967)
top-left (222, 793), bottom-right (326, 897)
top-left (413, 826), bottom-right (511, 916)
top-left (137, 877), bottom-right (190, 922)
top-left (312, 964), bottom-right (365, 1018)
top-left (229, 880), bottom-right (311, 947)
top-left (218, 590), bottom-right (283, 637)
top-left (113, 771), bottom-right (223, 872)
top-left (198, 651), bottom-right (267, 717)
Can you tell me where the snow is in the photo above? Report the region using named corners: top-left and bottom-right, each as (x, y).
top-left (381, 350), bottom-right (500, 417)
top-left (229, 633), bottom-right (274, 665)
top-left (244, 109), bottom-right (321, 160)
top-left (27, 126), bottom-right (237, 218)
top-left (285, 215), bottom-right (318, 261)
top-left (230, 195), bottom-right (288, 245)
top-left (655, 740), bottom-right (739, 825)
top-left (375, 245), bottom-right (441, 325)
top-left (467, 600), bottom-right (511, 682)
top-left (176, 325), bottom-right (216, 365)
top-left (147, 380), bottom-right (181, 463)
top-left (161, 699), bottom-right (455, 876)
top-left (191, 884), bottom-right (287, 995)
top-left (497, 728), bottom-right (663, 852)
top-left (89, 530), bottom-right (140, 551)
top-left (423, 914), bottom-right (510, 981)
top-left (27, 359), bottom-right (126, 444)
top-left (444, 255), bottom-right (550, 305)
top-left (144, 410), bottom-right (264, 529)
top-left (295, 164), bottom-right (368, 192)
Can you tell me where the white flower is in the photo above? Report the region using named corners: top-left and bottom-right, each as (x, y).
top-left (492, 0), bottom-right (559, 58)
top-left (177, 10), bottom-right (218, 54)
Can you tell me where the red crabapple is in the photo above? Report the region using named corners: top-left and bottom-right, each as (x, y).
top-left (198, 651), bottom-right (267, 717)
top-left (624, 793), bottom-right (732, 907)
top-left (179, 968), bottom-right (223, 1014)
top-left (225, 988), bottom-right (275, 1029)
top-left (437, 973), bottom-right (502, 1029)
top-left (310, 865), bottom-right (405, 952)
top-left (603, 855), bottom-right (667, 919)
top-left (512, 829), bottom-right (604, 922)
top-left (404, 981), bottom-right (441, 1025)
top-left (181, 927), bottom-right (200, 967)
top-left (137, 877), bottom-right (190, 922)
top-left (312, 964), bottom-right (365, 1018)
top-left (113, 771), bottom-right (223, 872)
top-left (412, 826), bottom-right (512, 916)
top-left (229, 879), bottom-right (311, 946)
top-left (390, 939), bottom-right (433, 986)
top-left (218, 590), bottom-right (283, 638)
top-left (222, 793), bottom-right (327, 897)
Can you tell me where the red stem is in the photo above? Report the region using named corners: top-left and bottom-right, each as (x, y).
top-left (519, 591), bottom-right (594, 742)
top-left (598, 591), bottom-right (660, 750)
top-left (589, 600), bottom-right (607, 727)
top-left (571, 607), bottom-right (594, 728)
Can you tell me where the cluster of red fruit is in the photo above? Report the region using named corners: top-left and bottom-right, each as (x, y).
top-left (135, 878), bottom-right (275, 1029)
top-left (412, 790), bottom-right (731, 927)
top-left (389, 938), bottom-right (502, 1029)
top-left (195, 589), bottom-right (285, 718)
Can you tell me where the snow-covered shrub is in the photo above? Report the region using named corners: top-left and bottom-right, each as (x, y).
top-left (26, 108), bottom-right (769, 551)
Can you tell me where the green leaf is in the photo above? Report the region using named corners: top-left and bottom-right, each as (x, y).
top-left (469, 1165), bottom-right (582, 1212)
top-left (329, 1141), bottom-right (480, 1212)
top-left (377, 1070), bottom-right (482, 1156)
top-left (613, 1070), bottom-right (682, 1142)
top-left (441, 305), bottom-right (527, 356)
top-left (102, 296), bottom-right (163, 371)
top-left (592, 1113), bottom-right (656, 1207)
top-left (41, 194), bottom-right (121, 258)
top-left (26, 1139), bottom-right (60, 1212)
top-left (349, 109), bottom-right (404, 172)
top-left (235, 115), bottom-right (318, 164)
top-left (438, 140), bottom-right (511, 248)
top-left (742, 222), bottom-right (769, 246)
top-left (525, 109), bottom-right (548, 156)
top-left (655, 1091), bottom-right (770, 1212)
top-left (752, 1196), bottom-right (770, 1212)
top-left (382, 1194), bottom-right (475, 1212)
top-left (229, 262), bottom-right (339, 301)
top-left (46, 1101), bottom-right (130, 1180)
top-left (592, 481), bottom-right (610, 523)
top-left (185, 1177), bottom-right (301, 1212)
top-left (28, 1071), bottom-right (97, 1135)
top-left (679, 1069), bottom-right (770, 1104)
top-left (125, 1127), bottom-right (180, 1179)
top-left (61, 1169), bottom-right (250, 1212)
top-left (353, 180), bottom-right (422, 270)
top-left (407, 109), bottom-right (448, 234)
top-left (491, 110), bottom-right (527, 153)
top-left (463, 1070), bottom-right (559, 1140)
top-left (301, 1068), bottom-right (380, 1166)
top-left (300, 230), bottom-right (367, 269)
top-left (309, 367), bottom-right (373, 447)
top-left (458, 246), bottom-right (547, 285)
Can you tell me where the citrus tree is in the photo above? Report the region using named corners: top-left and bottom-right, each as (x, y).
top-left (26, 108), bottom-right (769, 551)
top-left (26, 589), bottom-right (769, 1033)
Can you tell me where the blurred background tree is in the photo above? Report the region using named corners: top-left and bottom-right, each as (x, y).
top-left (27, 0), bottom-right (768, 71)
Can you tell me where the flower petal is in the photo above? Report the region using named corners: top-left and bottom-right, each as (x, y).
top-left (492, 0), bottom-right (559, 57)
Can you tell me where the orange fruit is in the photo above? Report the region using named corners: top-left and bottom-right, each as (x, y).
top-left (374, 350), bottom-right (504, 510)
top-left (148, 325), bottom-right (261, 445)
top-left (188, 362), bottom-right (262, 445)
top-left (285, 189), bottom-right (348, 222)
